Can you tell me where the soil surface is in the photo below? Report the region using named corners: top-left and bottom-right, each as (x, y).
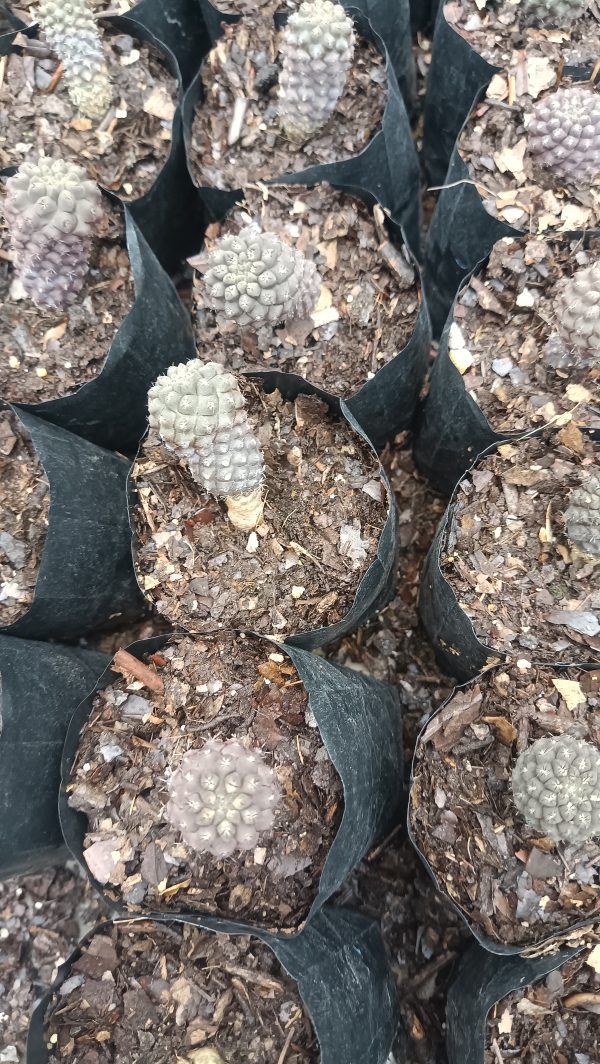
top-left (132, 385), bottom-right (387, 638)
top-left (0, 17), bottom-right (177, 199)
top-left (411, 662), bottom-right (600, 948)
top-left (440, 428), bottom-right (600, 667)
top-left (444, 0), bottom-right (600, 69)
top-left (452, 234), bottom-right (600, 434)
top-left (45, 920), bottom-right (317, 1063)
top-left (0, 201), bottom-right (133, 403)
top-left (69, 632), bottom-right (343, 929)
top-left (188, 0), bottom-right (386, 189)
top-left (0, 409), bottom-right (49, 626)
top-left (485, 935), bottom-right (600, 1061)
top-left (458, 79), bottom-right (600, 233)
top-left (192, 184), bottom-right (419, 399)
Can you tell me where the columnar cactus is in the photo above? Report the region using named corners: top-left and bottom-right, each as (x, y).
top-left (528, 87), bottom-right (600, 185)
top-left (555, 260), bottom-right (600, 357)
top-left (565, 471), bottom-right (600, 557)
top-left (516, 0), bottom-right (589, 25)
top-left (512, 734), bottom-right (600, 844)
top-left (148, 360), bottom-right (265, 530)
top-left (37, 0), bottom-right (112, 120)
top-left (166, 739), bottom-right (280, 858)
top-left (277, 0), bottom-right (355, 143)
top-left (3, 157), bottom-right (103, 311)
top-left (202, 223), bottom-right (321, 329)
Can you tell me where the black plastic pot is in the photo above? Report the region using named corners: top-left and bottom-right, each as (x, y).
top-left (0, 635), bottom-right (109, 880)
top-left (27, 907), bottom-right (403, 1064)
top-left (59, 632), bottom-right (403, 929)
top-left (0, 407), bottom-right (144, 641)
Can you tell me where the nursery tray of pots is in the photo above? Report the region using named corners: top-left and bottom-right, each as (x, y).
top-left (419, 426), bottom-right (600, 681)
top-left (130, 375), bottom-right (398, 648)
top-left (59, 631), bottom-right (403, 932)
top-left (27, 908), bottom-right (403, 1064)
top-left (0, 406), bottom-right (144, 641)
top-left (0, 635), bottom-right (109, 879)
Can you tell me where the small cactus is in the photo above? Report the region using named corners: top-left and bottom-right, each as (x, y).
top-left (512, 733), bottom-right (600, 844)
top-left (528, 87), bottom-right (600, 185)
top-left (147, 360), bottom-right (265, 530)
top-left (37, 0), bottom-right (112, 120)
top-left (202, 223), bottom-right (321, 329)
top-left (3, 156), bottom-right (103, 311)
top-left (166, 739), bottom-right (280, 858)
top-left (515, 0), bottom-right (589, 26)
top-left (555, 260), bottom-right (600, 357)
top-left (565, 471), bottom-right (600, 558)
top-left (277, 0), bottom-right (355, 143)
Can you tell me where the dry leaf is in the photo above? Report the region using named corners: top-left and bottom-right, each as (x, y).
top-left (42, 321), bottom-right (67, 348)
top-left (143, 86), bottom-right (176, 121)
top-left (551, 678), bottom-right (587, 711)
top-left (494, 137), bottom-right (527, 177)
top-left (497, 1007), bottom-right (513, 1035)
top-left (525, 56), bottom-right (555, 98)
top-left (559, 420), bottom-right (585, 454)
top-left (482, 715), bottom-right (518, 745)
top-left (586, 944), bottom-right (600, 974)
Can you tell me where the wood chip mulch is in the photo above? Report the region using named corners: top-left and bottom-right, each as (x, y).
top-left (411, 662), bottom-right (600, 948)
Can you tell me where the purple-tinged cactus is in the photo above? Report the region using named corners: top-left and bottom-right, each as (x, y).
top-left (512, 733), bottom-right (600, 844)
top-left (565, 471), bottom-right (600, 558)
top-left (528, 87), bottom-right (600, 185)
top-left (37, 0), bottom-right (112, 120)
top-left (555, 260), bottom-right (600, 357)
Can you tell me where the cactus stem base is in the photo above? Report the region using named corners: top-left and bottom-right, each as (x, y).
top-left (225, 486), bottom-right (264, 530)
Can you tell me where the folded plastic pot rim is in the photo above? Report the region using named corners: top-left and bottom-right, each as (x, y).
top-left (0, 636), bottom-right (110, 880)
top-left (0, 407), bottom-right (144, 641)
top-left (128, 380), bottom-right (398, 649)
top-left (59, 631), bottom-right (403, 933)
top-left (408, 662), bottom-right (600, 956)
top-left (26, 907), bottom-right (402, 1064)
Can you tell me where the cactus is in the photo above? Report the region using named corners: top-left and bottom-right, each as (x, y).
top-left (528, 87), bottom-right (600, 185)
top-left (277, 0), bottom-right (355, 143)
top-left (148, 360), bottom-right (265, 530)
top-left (555, 260), bottom-right (600, 357)
top-left (166, 739), bottom-right (280, 858)
top-left (512, 733), bottom-right (600, 844)
top-left (37, 0), bottom-right (112, 120)
top-left (3, 156), bottom-right (103, 311)
top-left (564, 471), bottom-right (600, 558)
top-left (516, 0), bottom-right (589, 26)
top-left (202, 223), bottom-right (321, 329)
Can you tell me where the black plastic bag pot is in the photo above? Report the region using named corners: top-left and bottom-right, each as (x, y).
top-left (27, 907), bottom-right (403, 1064)
top-left (0, 407), bottom-right (144, 641)
top-left (13, 206), bottom-right (196, 454)
top-left (445, 939), bottom-right (583, 1063)
top-left (0, 635), bottom-right (109, 880)
top-left (59, 633), bottom-right (403, 929)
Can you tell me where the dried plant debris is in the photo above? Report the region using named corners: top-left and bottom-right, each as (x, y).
top-left (189, 0), bottom-right (386, 189)
top-left (458, 81), bottom-right (600, 233)
top-left (451, 235), bottom-right (600, 434)
top-left (132, 382), bottom-right (387, 637)
top-left (485, 934), bottom-right (600, 1061)
top-left (0, 14), bottom-right (177, 199)
top-left (411, 663), bottom-right (600, 948)
top-left (0, 410), bottom-right (49, 626)
top-left (69, 633), bottom-right (343, 927)
top-left (441, 429), bottom-right (600, 666)
top-left (45, 921), bottom-right (318, 1063)
top-left (0, 198), bottom-right (133, 402)
top-left (192, 185), bottom-right (419, 399)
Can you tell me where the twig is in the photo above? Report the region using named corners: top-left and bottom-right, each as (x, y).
top-left (276, 1026), bottom-right (296, 1064)
top-left (113, 648), bottom-right (164, 694)
top-left (45, 61), bottom-right (64, 94)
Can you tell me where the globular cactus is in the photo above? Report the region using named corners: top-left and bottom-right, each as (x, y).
top-left (37, 0), bottom-right (112, 120)
top-left (564, 471), bottom-right (600, 558)
top-left (528, 87), bottom-right (600, 185)
top-left (148, 360), bottom-right (265, 530)
top-left (166, 739), bottom-right (280, 858)
top-left (512, 734), bottom-right (600, 844)
top-left (516, 0), bottom-right (589, 26)
top-left (3, 156), bottom-right (103, 311)
top-left (202, 223), bottom-right (321, 329)
top-left (555, 260), bottom-right (600, 357)
top-left (277, 0), bottom-right (355, 143)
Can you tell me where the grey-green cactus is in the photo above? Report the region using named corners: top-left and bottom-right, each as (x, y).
top-left (166, 739), bottom-right (280, 858)
top-left (147, 360), bottom-right (265, 530)
top-left (512, 733), bottom-right (600, 844)
top-left (565, 472), bottom-right (600, 558)
top-left (277, 0), bottom-right (355, 143)
top-left (3, 156), bottom-right (103, 311)
top-left (528, 87), bottom-right (600, 185)
top-left (555, 260), bottom-right (600, 357)
top-left (37, 0), bottom-right (112, 120)
top-left (515, 0), bottom-right (589, 26)
top-left (202, 223), bottom-right (321, 329)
